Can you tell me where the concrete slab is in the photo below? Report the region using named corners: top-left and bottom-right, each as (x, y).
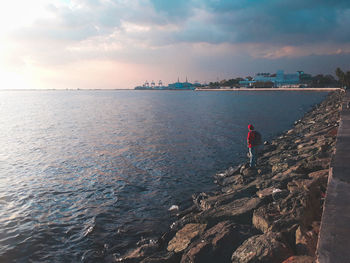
top-left (316, 171), bottom-right (350, 262)
top-left (316, 90), bottom-right (350, 263)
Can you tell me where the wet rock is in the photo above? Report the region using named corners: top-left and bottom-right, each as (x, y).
top-left (216, 174), bottom-right (244, 187)
top-left (213, 166), bottom-right (241, 183)
top-left (167, 223), bottom-right (207, 253)
top-left (180, 221), bottom-right (254, 263)
top-left (225, 165), bottom-right (242, 177)
top-left (140, 252), bottom-right (181, 263)
top-left (170, 211), bottom-right (199, 231)
top-left (231, 232), bottom-right (293, 263)
top-left (116, 242), bottom-right (159, 263)
top-left (192, 193), bottom-right (209, 210)
top-left (175, 205), bottom-right (198, 220)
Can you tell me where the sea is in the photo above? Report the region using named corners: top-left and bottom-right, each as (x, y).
top-left (0, 90), bottom-right (327, 262)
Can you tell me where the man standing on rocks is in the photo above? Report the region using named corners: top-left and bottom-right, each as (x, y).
top-left (247, 124), bottom-right (261, 168)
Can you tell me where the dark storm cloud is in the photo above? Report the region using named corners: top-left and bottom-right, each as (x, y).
top-left (174, 0), bottom-right (350, 45)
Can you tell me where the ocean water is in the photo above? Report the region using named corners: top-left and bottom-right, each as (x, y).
top-left (0, 90), bottom-right (327, 262)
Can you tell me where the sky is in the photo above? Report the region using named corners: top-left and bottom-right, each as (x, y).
top-left (0, 0), bottom-right (350, 89)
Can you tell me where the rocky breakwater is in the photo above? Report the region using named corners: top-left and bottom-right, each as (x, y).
top-left (116, 91), bottom-right (343, 263)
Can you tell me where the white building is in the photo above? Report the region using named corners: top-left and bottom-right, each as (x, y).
top-left (239, 70), bottom-right (303, 87)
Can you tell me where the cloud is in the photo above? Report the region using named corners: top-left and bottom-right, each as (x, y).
top-left (9, 0), bottom-right (350, 50)
top-left (1, 0), bottom-right (350, 90)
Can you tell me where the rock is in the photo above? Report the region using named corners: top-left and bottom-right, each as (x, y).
top-left (197, 197), bottom-right (262, 226)
top-left (170, 211), bottom-right (198, 231)
top-left (225, 165), bottom-right (242, 177)
top-left (195, 189), bottom-right (254, 211)
top-left (192, 193), bottom-right (209, 210)
top-left (287, 180), bottom-right (302, 193)
top-left (175, 205), bottom-right (198, 220)
top-left (167, 223), bottom-right (207, 253)
top-left (271, 172), bottom-right (305, 190)
top-left (241, 167), bottom-right (258, 178)
top-left (214, 165), bottom-right (241, 181)
top-left (282, 256), bottom-right (314, 263)
top-left (231, 232), bottom-right (293, 263)
top-left (195, 192), bottom-right (236, 211)
top-left (117, 242), bottom-right (159, 263)
top-left (256, 187), bottom-right (275, 198)
top-left (252, 207), bottom-right (275, 233)
top-left (140, 252), bottom-right (181, 263)
top-left (180, 221), bottom-right (254, 263)
top-left (272, 189), bottom-right (289, 201)
top-left (303, 158), bottom-right (331, 172)
top-left (216, 174), bottom-right (244, 187)
top-left (326, 127), bottom-right (338, 137)
top-left (252, 203), bottom-right (285, 233)
top-left (272, 163), bottom-right (290, 174)
top-left (308, 169), bottom-right (328, 180)
top-left (239, 163), bottom-right (250, 173)
top-left (168, 205), bottom-right (179, 212)
top-left (220, 179), bottom-right (258, 195)
top-left (295, 222), bottom-right (319, 256)
top-left (255, 187), bottom-right (288, 200)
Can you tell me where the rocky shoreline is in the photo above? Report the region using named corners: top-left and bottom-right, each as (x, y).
top-left (116, 91), bottom-right (343, 263)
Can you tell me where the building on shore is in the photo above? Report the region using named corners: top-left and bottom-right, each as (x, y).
top-left (239, 70), bottom-right (311, 88)
top-left (134, 77), bottom-right (201, 90)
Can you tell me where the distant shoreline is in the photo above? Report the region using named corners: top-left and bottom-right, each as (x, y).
top-left (195, 87), bottom-right (342, 91)
top-left (0, 88), bottom-right (342, 92)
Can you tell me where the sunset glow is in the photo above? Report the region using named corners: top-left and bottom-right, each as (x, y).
top-left (0, 0), bottom-right (349, 89)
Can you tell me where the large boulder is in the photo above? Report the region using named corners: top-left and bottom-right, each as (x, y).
top-left (231, 232), bottom-right (293, 263)
top-left (167, 223), bottom-right (207, 253)
top-left (196, 197), bottom-right (263, 226)
top-left (180, 221), bottom-right (254, 263)
top-left (252, 204), bottom-right (282, 233)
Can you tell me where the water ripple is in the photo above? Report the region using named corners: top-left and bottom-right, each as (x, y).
top-left (0, 90), bottom-right (327, 262)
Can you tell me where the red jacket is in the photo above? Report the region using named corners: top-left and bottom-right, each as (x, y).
top-left (247, 130), bottom-right (256, 148)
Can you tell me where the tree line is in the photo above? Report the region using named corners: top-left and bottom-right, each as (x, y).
top-left (207, 68), bottom-right (350, 88)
